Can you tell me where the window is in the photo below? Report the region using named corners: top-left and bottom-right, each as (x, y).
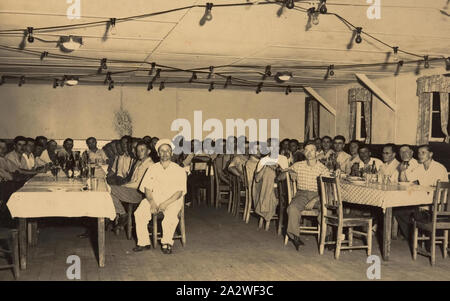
top-left (429, 92), bottom-right (450, 141)
top-left (355, 102), bottom-right (367, 142)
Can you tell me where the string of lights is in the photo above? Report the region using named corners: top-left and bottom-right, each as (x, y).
top-left (0, 0), bottom-right (448, 93)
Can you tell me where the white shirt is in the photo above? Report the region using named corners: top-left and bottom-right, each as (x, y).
top-left (335, 151), bottom-right (351, 172)
top-left (22, 153), bottom-right (35, 170)
top-left (256, 154), bottom-right (289, 173)
top-left (344, 155), bottom-right (360, 174)
top-left (358, 157), bottom-right (383, 171)
top-left (139, 161), bottom-right (187, 206)
top-left (379, 159), bottom-right (400, 183)
top-left (399, 158), bottom-right (420, 174)
top-left (405, 159), bottom-right (448, 187)
top-left (111, 154), bottom-right (133, 178)
top-left (36, 149), bottom-right (52, 167)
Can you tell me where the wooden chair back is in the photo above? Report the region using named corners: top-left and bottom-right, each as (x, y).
top-left (432, 181), bottom-right (450, 222)
top-left (319, 176), bottom-right (343, 222)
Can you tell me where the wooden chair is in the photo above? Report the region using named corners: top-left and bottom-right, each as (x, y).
top-left (257, 177), bottom-right (283, 233)
top-left (229, 174), bottom-right (246, 217)
top-left (242, 163), bottom-right (255, 224)
top-left (212, 158), bottom-right (232, 209)
top-left (283, 172), bottom-right (321, 245)
top-left (190, 158), bottom-right (213, 207)
top-left (318, 176), bottom-right (373, 259)
top-left (0, 228), bottom-right (19, 279)
top-left (150, 203), bottom-right (186, 248)
top-left (413, 181), bottom-right (450, 265)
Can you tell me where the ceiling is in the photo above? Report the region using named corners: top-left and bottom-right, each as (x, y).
top-left (0, 0), bottom-right (449, 92)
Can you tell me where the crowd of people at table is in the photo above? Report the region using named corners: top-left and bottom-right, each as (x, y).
top-left (0, 133), bottom-right (448, 254)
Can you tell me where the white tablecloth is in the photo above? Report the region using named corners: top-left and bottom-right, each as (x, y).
top-left (7, 170), bottom-right (116, 219)
top-left (340, 180), bottom-right (434, 210)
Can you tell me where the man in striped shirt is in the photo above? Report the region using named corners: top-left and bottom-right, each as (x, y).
top-left (285, 142), bottom-right (329, 249)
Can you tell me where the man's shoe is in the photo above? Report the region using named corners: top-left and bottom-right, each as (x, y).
top-left (161, 244), bottom-right (173, 254)
top-left (291, 235), bottom-right (305, 251)
top-left (132, 245), bottom-right (152, 252)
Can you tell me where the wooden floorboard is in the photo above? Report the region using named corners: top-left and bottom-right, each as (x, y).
top-left (1, 205), bottom-right (450, 280)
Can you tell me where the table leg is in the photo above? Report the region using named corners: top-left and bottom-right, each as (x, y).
top-left (97, 218), bottom-right (105, 267)
top-left (383, 208), bottom-right (392, 261)
top-left (210, 175), bottom-right (214, 207)
top-left (18, 218), bottom-right (27, 270)
top-left (27, 221), bottom-right (38, 247)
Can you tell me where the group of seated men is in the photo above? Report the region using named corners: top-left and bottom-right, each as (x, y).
top-left (1, 134), bottom-right (449, 254)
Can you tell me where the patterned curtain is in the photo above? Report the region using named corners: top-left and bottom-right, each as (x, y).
top-left (305, 97), bottom-right (319, 141)
top-left (440, 92), bottom-right (450, 143)
top-left (416, 75), bottom-right (450, 145)
top-left (348, 87), bottom-right (372, 143)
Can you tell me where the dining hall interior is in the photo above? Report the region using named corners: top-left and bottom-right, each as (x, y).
top-left (0, 0), bottom-right (449, 281)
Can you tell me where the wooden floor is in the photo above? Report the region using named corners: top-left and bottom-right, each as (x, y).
top-left (1, 205), bottom-right (450, 281)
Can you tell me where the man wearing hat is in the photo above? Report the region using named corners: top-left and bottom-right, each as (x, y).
top-left (133, 138), bottom-right (187, 254)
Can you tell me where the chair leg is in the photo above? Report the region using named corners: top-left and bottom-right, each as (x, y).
top-left (284, 234), bottom-right (289, 246)
top-left (258, 217), bottom-right (264, 230)
top-left (126, 203), bottom-right (133, 240)
top-left (152, 214), bottom-right (157, 248)
top-left (348, 227), bottom-right (353, 252)
top-left (335, 225), bottom-right (343, 260)
top-left (180, 211), bottom-right (186, 247)
top-left (243, 193), bottom-right (249, 222)
top-left (431, 229), bottom-right (436, 266)
top-left (319, 222), bottom-right (327, 255)
top-left (265, 220), bottom-right (270, 231)
top-left (11, 231), bottom-right (19, 280)
top-left (245, 200), bottom-right (251, 224)
top-left (443, 230), bottom-right (448, 259)
top-left (412, 222), bottom-right (418, 261)
top-left (367, 219), bottom-right (373, 256)
top-left (227, 189), bottom-right (233, 213)
top-left (278, 201), bottom-right (284, 236)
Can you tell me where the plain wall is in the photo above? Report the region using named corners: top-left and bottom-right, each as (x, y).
top-left (0, 84), bottom-right (306, 141)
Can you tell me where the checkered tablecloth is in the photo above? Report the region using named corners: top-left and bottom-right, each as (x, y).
top-left (339, 180), bottom-right (434, 210)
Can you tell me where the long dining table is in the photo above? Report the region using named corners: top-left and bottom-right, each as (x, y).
top-left (7, 166), bottom-right (116, 269)
top-left (339, 179), bottom-right (434, 261)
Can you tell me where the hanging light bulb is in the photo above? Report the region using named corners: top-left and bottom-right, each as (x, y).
top-left (104, 72), bottom-right (112, 84)
top-left (53, 79), bottom-right (59, 88)
top-left (263, 65), bottom-right (271, 80)
top-left (27, 27), bottom-right (34, 43)
top-left (208, 82), bottom-right (214, 92)
top-left (256, 82), bottom-right (263, 94)
top-left (424, 55), bottom-right (430, 68)
top-left (319, 0), bottom-right (327, 14)
top-left (40, 51), bottom-right (49, 60)
top-left (446, 57), bottom-right (450, 71)
top-left (395, 60), bottom-right (404, 76)
top-left (108, 80), bottom-right (114, 90)
top-left (207, 66), bottom-right (214, 79)
top-left (189, 72), bottom-right (197, 83)
top-left (18, 76), bottom-right (25, 87)
top-left (312, 10), bottom-right (320, 25)
top-left (147, 81), bottom-right (153, 91)
top-left (328, 65), bottom-right (335, 77)
top-left (205, 3), bottom-right (213, 21)
top-left (149, 62), bottom-right (156, 76)
top-left (355, 27), bottom-right (363, 44)
top-left (159, 81), bottom-right (165, 91)
top-left (392, 47), bottom-right (399, 62)
top-left (224, 76), bottom-right (231, 89)
top-left (285, 0), bottom-right (294, 9)
top-left (285, 86), bottom-right (292, 95)
top-left (152, 69), bottom-right (161, 83)
top-left (109, 18), bottom-right (117, 35)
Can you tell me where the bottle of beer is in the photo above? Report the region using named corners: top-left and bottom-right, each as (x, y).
top-left (371, 161), bottom-right (377, 174)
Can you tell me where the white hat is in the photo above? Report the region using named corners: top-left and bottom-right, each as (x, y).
top-left (155, 138), bottom-right (175, 152)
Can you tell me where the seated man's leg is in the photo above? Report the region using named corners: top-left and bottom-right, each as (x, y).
top-left (134, 199), bottom-right (152, 247)
top-left (393, 207), bottom-right (416, 240)
top-left (161, 201), bottom-right (183, 248)
top-left (287, 190), bottom-right (318, 240)
top-left (110, 185), bottom-right (127, 216)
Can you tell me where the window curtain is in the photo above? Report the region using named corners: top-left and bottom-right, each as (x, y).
top-left (305, 97), bottom-right (319, 141)
top-left (416, 75), bottom-right (450, 144)
top-left (348, 87), bottom-right (372, 144)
